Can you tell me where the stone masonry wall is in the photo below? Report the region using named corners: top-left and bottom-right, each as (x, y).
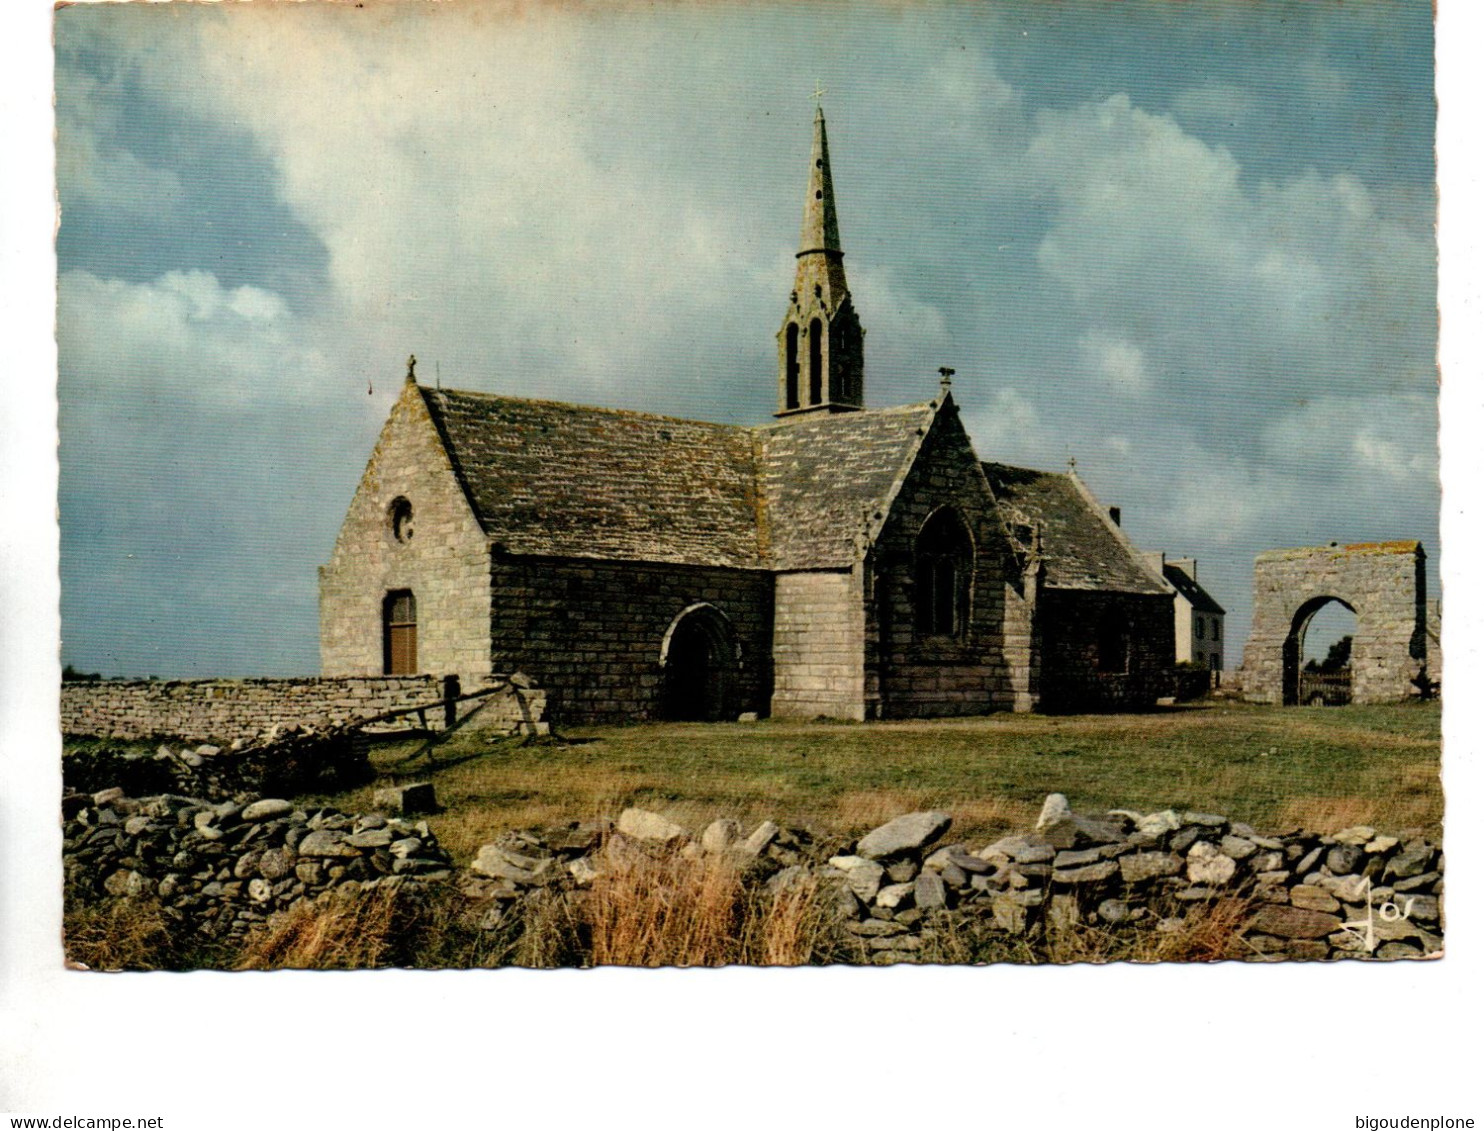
top-left (1242, 542), bottom-right (1426, 705)
top-left (772, 569), bottom-right (865, 720)
top-left (868, 401), bottom-right (1021, 718)
top-left (61, 676), bottom-right (539, 744)
top-left (64, 790), bottom-right (453, 945)
top-left (1000, 574), bottom-right (1041, 713)
top-left (1037, 589), bottom-right (1174, 712)
top-left (64, 791), bottom-right (1442, 966)
top-left (489, 554), bottom-right (773, 724)
top-left (320, 382), bottom-right (492, 685)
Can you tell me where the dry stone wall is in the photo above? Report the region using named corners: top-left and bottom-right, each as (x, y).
top-left (66, 788), bottom-right (1442, 965)
top-left (461, 798), bottom-right (1441, 963)
top-left (63, 725), bottom-right (376, 800)
top-left (61, 676), bottom-right (541, 744)
top-left (64, 788), bottom-right (452, 943)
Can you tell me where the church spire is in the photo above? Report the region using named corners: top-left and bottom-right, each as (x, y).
top-left (799, 104), bottom-right (841, 255)
top-left (776, 103), bottom-right (865, 418)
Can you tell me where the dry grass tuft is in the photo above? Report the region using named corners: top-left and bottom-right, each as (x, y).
top-left (576, 845), bottom-right (836, 967)
top-left (1041, 894), bottom-right (1258, 964)
top-left (1134, 895), bottom-right (1258, 963)
top-left (235, 888), bottom-right (407, 971)
top-left (753, 873), bottom-right (833, 966)
top-left (64, 898), bottom-right (180, 971)
top-left (585, 848), bottom-right (746, 967)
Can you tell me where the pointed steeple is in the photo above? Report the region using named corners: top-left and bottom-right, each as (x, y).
top-left (799, 105), bottom-right (842, 254)
top-left (776, 104), bottom-right (865, 418)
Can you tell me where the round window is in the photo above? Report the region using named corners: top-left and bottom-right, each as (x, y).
top-left (389, 497), bottom-right (414, 543)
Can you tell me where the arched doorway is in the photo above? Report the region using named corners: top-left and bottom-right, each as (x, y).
top-left (659, 604), bottom-right (739, 721)
top-left (1283, 596), bottom-right (1356, 706)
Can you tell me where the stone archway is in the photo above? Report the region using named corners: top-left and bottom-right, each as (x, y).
top-left (658, 604), bottom-right (740, 721)
top-left (1241, 542), bottom-right (1427, 705)
top-left (1283, 595), bottom-right (1356, 706)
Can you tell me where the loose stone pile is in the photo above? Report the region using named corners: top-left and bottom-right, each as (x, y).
top-left (817, 795), bottom-right (1443, 962)
top-left (453, 796), bottom-right (1443, 963)
top-left (65, 789), bottom-right (1442, 963)
top-left (63, 787), bottom-right (451, 941)
top-left (62, 723), bottom-right (374, 801)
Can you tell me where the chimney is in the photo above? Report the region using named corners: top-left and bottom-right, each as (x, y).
top-left (1108, 506), bottom-right (1121, 527)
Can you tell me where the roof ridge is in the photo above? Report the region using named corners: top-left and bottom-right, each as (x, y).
top-left (426, 383), bottom-right (938, 434)
top-left (420, 384), bottom-right (752, 431)
top-left (752, 400), bottom-right (937, 433)
top-left (982, 459), bottom-right (1069, 481)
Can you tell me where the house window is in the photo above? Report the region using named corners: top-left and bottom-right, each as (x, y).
top-left (914, 509), bottom-right (972, 638)
top-left (383, 590), bottom-right (417, 674)
top-left (1096, 611), bottom-right (1131, 674)
top-left (784, 322), bottom-right (800, 410)
top-left (1210, 652), bottom-right (1221, 671)
top-left (808, 317), bottom-right (823, 405)
top-left (1212, 620), bottom-right (1220, 641)
top-left (1196, 617), bottom-right (1205, 640)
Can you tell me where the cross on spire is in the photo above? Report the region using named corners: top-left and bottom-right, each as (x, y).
top-left (938, 366), bottom-right (955, 390)
top-left (813, 80), bottom-right (827, 104)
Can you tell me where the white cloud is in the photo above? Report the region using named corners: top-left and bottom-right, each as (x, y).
top-left (58, 269), bottom-right (350, 413)
top-left (1260, 393), bottom-right (1437, 483)
top-left (1080, 331), bottom-right (1152, 395)
top-left (963, 387), bottom-right (1046, 464)
top-left (1024, 93), bottom-right (1435, 441)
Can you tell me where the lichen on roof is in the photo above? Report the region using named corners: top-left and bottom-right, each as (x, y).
top-left (982, 462), bottom-right (1167, 596)
top-left (419, 386), bottom-right (932, 571)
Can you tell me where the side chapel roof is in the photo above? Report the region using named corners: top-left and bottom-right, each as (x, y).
top-left (982, 462), bottom-right (1167, 596)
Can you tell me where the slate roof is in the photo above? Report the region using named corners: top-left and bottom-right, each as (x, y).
top-left (1163, 562), bottom-right (1225, 615)
top-left (419, 387), bottom-right (931, 571)
top-left (982, 462), bottom-right (1167, 596)
top-left (420, 388), bottom-right (762, 569)
top-left (420, 385), bottom-right (1166, 589)
top-left (756, 403), bottom-right (934, 570)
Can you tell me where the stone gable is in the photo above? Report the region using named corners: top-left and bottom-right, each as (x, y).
top-left (320, 382), bottom-right (492, 683)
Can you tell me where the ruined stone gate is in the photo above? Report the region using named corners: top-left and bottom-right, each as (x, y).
top-left (1240, 542), bottom-right (1428, 706)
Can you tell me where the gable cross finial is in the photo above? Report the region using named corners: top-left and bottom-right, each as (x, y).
top-left (406, 354), bottom-right (417, 384)
top-left (937, 366), bottom-right (955, 391)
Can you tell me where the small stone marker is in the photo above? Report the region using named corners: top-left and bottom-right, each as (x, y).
top-left (373, 782), bottom-right (437, 816)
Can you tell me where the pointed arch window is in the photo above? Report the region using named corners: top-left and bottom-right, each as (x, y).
top-left (808, 317), bottom-right (823, 405)
top-left (383, 590), bottom-right (417, 675)
top-left (784, 322), bottom-right (800, 410)
top-left (914, 509), bottom-right (973, 638)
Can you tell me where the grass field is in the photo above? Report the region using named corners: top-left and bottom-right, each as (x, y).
top-left (308, 700), bottom-right (1443, 865)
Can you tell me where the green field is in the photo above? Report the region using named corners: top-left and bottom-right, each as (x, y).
top-left (309, 700), bottom-right (1443, 865)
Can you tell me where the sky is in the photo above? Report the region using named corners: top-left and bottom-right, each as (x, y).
top-left (52, 0), bottom-right (1440, 678)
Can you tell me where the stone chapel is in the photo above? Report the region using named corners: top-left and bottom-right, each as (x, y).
top-left (319, 108), bottom-right (1175, 723)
